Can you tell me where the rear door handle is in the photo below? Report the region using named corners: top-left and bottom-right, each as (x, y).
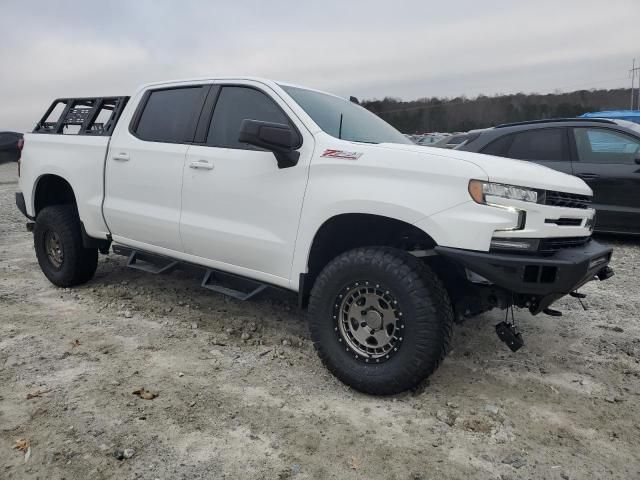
top-left (577, 173), bottom-right (599, 180)
top-left (112, 152), bottom-right (130, 162)
top-left (189, 159), bottom-right (214, 170)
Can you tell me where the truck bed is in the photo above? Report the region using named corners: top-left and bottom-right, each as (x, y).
top-left (20, 96), bottom-right (130, 237)
top-left (20, 133), bottom-right (112, 237)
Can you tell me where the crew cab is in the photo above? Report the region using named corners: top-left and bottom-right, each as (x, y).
top-left (15, 77), bottom-right (613, 394)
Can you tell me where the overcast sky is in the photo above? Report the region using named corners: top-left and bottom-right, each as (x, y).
top-left (1, 0), bottom-right (638, 131)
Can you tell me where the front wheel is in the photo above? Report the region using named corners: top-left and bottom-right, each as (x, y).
top-left (308, 247), bottom-right (453, 395)
top-left (33, 205), bottom-right (98, 287)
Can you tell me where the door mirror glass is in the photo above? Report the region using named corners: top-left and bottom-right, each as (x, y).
top-left (239, 119), bottom-right (300, 168)
top-left (239, 119), bottom-right (296, 150)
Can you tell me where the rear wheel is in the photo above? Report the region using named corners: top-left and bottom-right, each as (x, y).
top-left (308, 247), bottom-right (453, 395)
top-left (33, 205), bottom-right (98, 287)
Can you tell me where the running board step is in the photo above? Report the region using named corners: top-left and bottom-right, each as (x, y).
top-left (201, 269), bottom-right (268, 301)
top-left (110, 245), bottom-right (269, 301)
top-left (126, 250), bottom-right (178, 274)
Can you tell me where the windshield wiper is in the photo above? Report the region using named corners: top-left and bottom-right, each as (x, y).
top-left (338, 113), bottom-right (343, 139)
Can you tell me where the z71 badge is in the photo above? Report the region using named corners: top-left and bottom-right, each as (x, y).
top-left (321, 149), bottom-right (363, 160)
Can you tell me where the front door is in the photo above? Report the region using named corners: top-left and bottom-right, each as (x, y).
top-left (103, 85), bottom-right (208, 251)
top-left (571, 126), bottom-right (640, 233)
top-left (180, 82), bottom-right (313, 285)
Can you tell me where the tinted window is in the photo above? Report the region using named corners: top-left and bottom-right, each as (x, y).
top-left (574, 127), bottom-right (640, 164)
top-left (506, 128), bottom-right (568, 161)
top-left (135, 87), bottom-right (204, 143)
top-left (207, 87), bottom-right (291, 149)
top-left (480, 135), bottom-right (512, 156)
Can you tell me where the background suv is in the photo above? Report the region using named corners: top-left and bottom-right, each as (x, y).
top-left (0, 131), bottom-right (23, 164)
top-left (458, 118), bottom-right (640, 234)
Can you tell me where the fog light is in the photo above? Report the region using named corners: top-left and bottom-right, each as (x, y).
top-left (490, 237), bottom-right (540, 252)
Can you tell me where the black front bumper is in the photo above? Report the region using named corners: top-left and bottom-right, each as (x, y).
top-left (436, 240), bottom-right (613, 313)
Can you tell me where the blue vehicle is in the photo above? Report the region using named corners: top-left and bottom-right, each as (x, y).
top-left (581, 110), bottom-right (640, 125)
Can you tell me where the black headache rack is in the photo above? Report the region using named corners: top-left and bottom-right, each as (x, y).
top-left (33, 96), bottom-right (130, 136)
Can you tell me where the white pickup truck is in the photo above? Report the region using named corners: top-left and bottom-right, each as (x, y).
top-left (15, 77), bottom-right (613, 394)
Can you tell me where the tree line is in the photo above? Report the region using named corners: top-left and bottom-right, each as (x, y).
top-left (361, 88), bottom-right (633, 133)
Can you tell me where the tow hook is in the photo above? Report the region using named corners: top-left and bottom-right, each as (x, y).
top-left (495, 306), bottom-right (524, 352)
top-left (543, 290), bottom-right (589, 317)
top-left (596, 266), bottom-right (614, 281)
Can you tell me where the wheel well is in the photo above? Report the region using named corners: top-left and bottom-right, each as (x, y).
top-left (34, 175), bottom-right (76, 215)
top-left (33, 175), bottom-right (110, 251)
top-left (300, 214), bottom-right (437, 307)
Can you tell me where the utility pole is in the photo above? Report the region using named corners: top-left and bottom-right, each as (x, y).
top-left (631, 59), bottom-right (640, 110)
top-left (631, 59), bottom-right (635, 110)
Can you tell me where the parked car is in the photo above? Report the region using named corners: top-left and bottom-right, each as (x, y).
top-left (15, 79), bottom-right (612, 394)
top-left (581, 110), bottom-right (640, 125)
top-left (0, 131), bottom-right (23, 163)
top-left (458, 118), bottom-right (640, 234)
top-left (432, 133), bottom-right (470, 149)
top-left (415, 133), bottom-right (448, 146)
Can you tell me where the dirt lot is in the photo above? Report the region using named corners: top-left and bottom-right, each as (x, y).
top-left (1, 160), bottom-right (639, 480)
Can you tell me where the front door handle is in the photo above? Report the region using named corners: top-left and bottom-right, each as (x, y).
top-left (189, 159), bottom-right (214, 170)
top-left (577, 173), bottom-right (599, 180)
top-left (112, 152), bottom-right (130, 162)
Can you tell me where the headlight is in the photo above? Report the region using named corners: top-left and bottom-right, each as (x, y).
top-left (469, 180), bottom-right (539, 204)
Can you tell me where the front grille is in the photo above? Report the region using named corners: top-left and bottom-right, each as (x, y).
top-left (539, 236), bottom-right (590, 253)
top-left (544, 218), bottom-right (583, 227)
top-left (544, 191), bottom-right (592, 209)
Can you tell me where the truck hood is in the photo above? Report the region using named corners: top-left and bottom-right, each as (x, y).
top-left (380, 143), bottom-right (592, 196)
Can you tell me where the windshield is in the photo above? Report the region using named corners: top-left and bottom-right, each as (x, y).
top-left (281, 85), bottom-right (411, 145)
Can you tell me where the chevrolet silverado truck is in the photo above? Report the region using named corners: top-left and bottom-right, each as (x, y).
top-left (15, 77), bottom-right (613, 394)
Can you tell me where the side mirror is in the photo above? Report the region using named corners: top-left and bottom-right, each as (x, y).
top-left (635, 155), bottom-right (640, 165)
top-left (238, 119), bottom-right (300, 168)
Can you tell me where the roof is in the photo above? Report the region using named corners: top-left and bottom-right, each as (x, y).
top-left (134, 77), bottom-right (349, 102)
top-left (494, 118), bottom-right (616, 128)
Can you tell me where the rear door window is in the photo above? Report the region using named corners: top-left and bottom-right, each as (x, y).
top-left (480, 135), bottom-right (512, 156)
top-left (207, 86), bottom-right (291, 149)
top-left (573, 127), bottom-right (640, 164)
top-left (505, 128), bottom-right (568, 161)
top-left (134, 87), bottom-right (206, 143)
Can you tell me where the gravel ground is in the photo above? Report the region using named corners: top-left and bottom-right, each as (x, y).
top-left (1, 160), bottom-right (639, 480)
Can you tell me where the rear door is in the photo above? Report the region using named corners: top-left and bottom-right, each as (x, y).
top-left (103, 85), bottom-right (209, 251)
top-left (570, 127), bottom-right (640, 232)
top-left (497, 127), bottom-right (573, 175)
top-left (180, 82), bottom-right (313, 284)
